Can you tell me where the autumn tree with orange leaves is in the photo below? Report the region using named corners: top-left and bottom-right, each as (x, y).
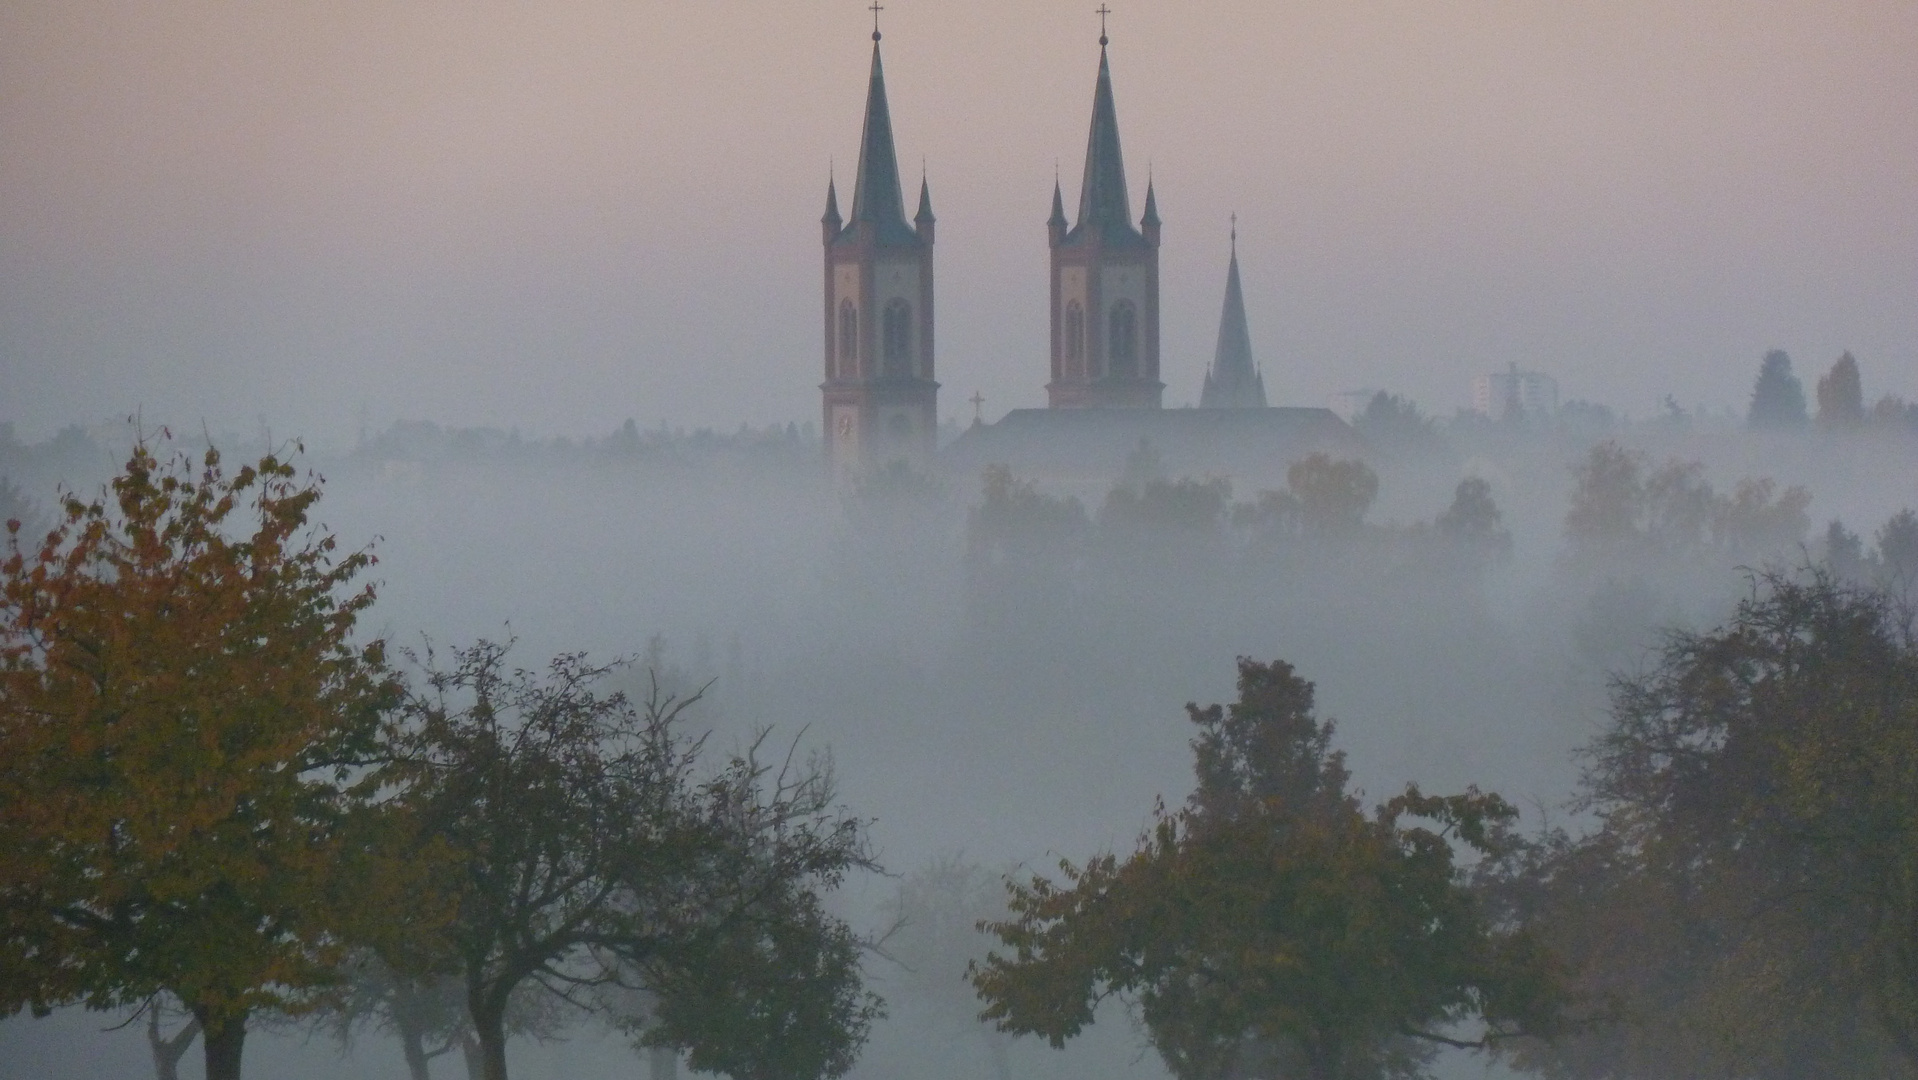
top-left (0, 439), bottom-right (406, 1080)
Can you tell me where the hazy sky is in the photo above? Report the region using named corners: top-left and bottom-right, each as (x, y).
top-left (2, 0), bottom-right (1913, 442)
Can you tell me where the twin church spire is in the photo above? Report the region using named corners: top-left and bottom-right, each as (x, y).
top-left (822, 18), bottom-right (1265, 470)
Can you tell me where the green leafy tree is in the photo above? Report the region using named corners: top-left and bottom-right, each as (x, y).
top-left (0, 440), bottom-right (400, 1080)
top-left (385, 642), bottom-right (877, 1080)
top-left (971, 659), bottom-right (1566, 1080)
top-left (1747, 349), bottom-right (1808, 430)
top-left (1517, 571), bottom-right (1918, 1077)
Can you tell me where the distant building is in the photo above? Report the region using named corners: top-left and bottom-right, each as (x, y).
top-left (819, 19), bottom-right (1352, 486)
top-left (1473, 364), bottom-right (1559, 421)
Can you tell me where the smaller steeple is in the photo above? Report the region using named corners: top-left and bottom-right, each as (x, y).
top-left (1201, 217), bottom-right (1267, 409)
top-left (1140, 177), bottom-right (1160, 244)
top-left (1048, 179), bottom-right (1069, 244)
top-left (822, 174), bottom-right (843, 244)
top-left (915, 174), bottom-right (936, 242)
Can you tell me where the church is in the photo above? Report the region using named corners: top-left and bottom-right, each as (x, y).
top-left (819, 21), bottom-right (1357, 487)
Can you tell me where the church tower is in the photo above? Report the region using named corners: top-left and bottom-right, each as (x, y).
top-left (1200, 222), bottom-right (1267, 408)
top-left (822, 24), bottom-right (937, 475)
top-left (1047, 27), bottom-right (1162, 409)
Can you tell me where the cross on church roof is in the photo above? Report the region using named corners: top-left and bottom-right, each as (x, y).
top-left (1096, 4), bottom-right (1112, 44)
top-left (970, 391), bottom-right (985, 425)
top-left (869, 1), bottom-right (883, 39)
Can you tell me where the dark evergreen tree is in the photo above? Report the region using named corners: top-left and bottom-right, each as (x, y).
top-left (1815, 352), bottom-right (1865, 429)
top-left (1747, 349), bottom-right (1807, 430)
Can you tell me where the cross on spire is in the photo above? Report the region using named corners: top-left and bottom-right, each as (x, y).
top-left (1096, 4), bottom-right (1112, 44)
top-left (970, 391), bottom-right (985, 425)
top-left (869, 1), bottom-right (883, 39)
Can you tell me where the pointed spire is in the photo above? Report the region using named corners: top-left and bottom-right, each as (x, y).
top-left (1049, 179), bottom-right (1068, 228)
top-left (1201, 223), bottom-right (1266, 408)
top-left (915, 174), bottom-right (935, 225)
top-left (1074, 42), bottom-right (1136, 242)
top-left (823, 174), bottom-right (842, 228)
top-left (847, 37), bottom-right (915, 245)
top-left (1141, 178), bottom-right (1159, 227)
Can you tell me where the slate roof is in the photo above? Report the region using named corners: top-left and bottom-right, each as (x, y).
top-left (941, 407), bottom-right (1361, 489)
top-left (840, 40), bottom-right (922, 248)
top-left (1065, 46), bottom-right (1150, 249)
top-left (1200, 238), bottom-right (1268, 408)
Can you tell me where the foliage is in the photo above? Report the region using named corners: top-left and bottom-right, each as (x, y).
top-left (971, 658), bottom-right (1566, 1080)
top-left (384, 641), bottom-right (877, 1080)
top-left (0, 439), bottom-right (399, 1080)
top-left (1099, 476), bottom-right (1233, 539)
top-left (1352, 392), bottom-right (1445, 456)
top-left (1815, 352), bottom-right (1865, 429)
top-left (1435, 478), bottom-right (1513, 568)
top-left (965, 466), bottom-right (1088, 573)
top-left (1563, 442), bottom-right (1809, 564)
top-left (1237, 455), bottom-right (1380, 544)
top-left (1747, 349), bottom-right (1808, 430)
top-left (1513, 571), bottom-right (1918, 1077)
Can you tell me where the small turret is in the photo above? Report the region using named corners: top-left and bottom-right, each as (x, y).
top-left (1048, 180), bottom-right (1069, 246)
top-left (822, 177), bottom-right (843, 245)
top-left (1140, 179), bottom-right (1160, 246)
top-left (915, 175), bottom-right (936, 242)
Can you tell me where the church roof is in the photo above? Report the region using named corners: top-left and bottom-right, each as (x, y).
top-left (842, 39), bottom-right (921, 247)
top-left (941, 407), bottom-right (1361, 489)
top-left (1067, 45), bottom-right (1149, 249)
top-left (1200, 231), bottom-right (1267, 408)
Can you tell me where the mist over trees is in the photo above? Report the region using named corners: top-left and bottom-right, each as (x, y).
top-left (4, 344), bottom-right (1918, 1080)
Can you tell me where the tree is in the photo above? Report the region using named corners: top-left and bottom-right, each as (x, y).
top-left (1286, 455), bottom-right (1378, 538)
top-left (1747, 349), bottom-right (1807, 430)
top-left (965, 466), bottom-right (1088, 574)
top-left (971, 659), bottom-right (1566, 1080)
top-left (1435, 477), bottom-right (1512, 567)
top-left (1352, 393), bottom-right (1444, 456)
top-left (1815, 352), bottom-right (1865, 429)
top-left (384, 642), bottom-right (877, 1080)
top-left (1562, 442), bottom-right (1808, 565)
top-left (0, 440), bottom-right (399, 1080)
top-left (1519, 571), bottom-right (1918, 1076)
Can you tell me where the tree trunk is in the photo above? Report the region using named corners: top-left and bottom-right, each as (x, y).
top-left (193, 1007), bottom-right (247, 1080)
top-left (397, 1023), bottom-right (434, 1080)
top-left (146, 1005), bottom-right (200, 1080)
top-left (470, 997), bottom-right (511, 1080)
top-left (388, 984), bottom-right (437, 1080)
top-left (460, 1030), bottom-right (485, 1080)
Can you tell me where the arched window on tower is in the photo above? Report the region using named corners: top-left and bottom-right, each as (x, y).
top-left (838, 299), bottom-right (858, 378)
top-left (882, 299), bottom-right (913, 377)
top-left (1109, 300), bottom-right (1139, 377)
top-left (1064, 301), bottom-right (1085, 377)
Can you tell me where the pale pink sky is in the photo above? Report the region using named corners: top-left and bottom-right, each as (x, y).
top-left (2, 0), bottom-right (1914, 440)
